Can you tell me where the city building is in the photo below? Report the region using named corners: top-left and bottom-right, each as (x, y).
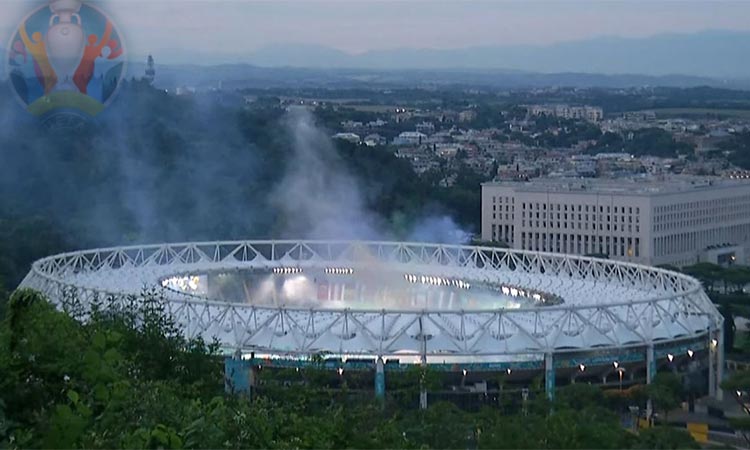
top-left (367, 119), bottom-right (387, 128)
top-left (332, 132), bottom-right (361, 144)
top-left (415, 122), bottom-right (436, 135)
top-left (571, 155), bottom-right (597, 177)
top-left (363, 134), bottom-right (386, 147)
top-left (393, 131), bottom-right (427, 146)
top-left (528, 104), bottom-right (604, 122)
top-left (341, 120), bottom-right (364, 131)
top-left (458, 110), bottom-right (478, 123)
top-left (481, 177), bottom-right (750, 267)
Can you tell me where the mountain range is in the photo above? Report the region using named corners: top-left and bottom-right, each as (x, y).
top-left (120, 62), bottom-right (735, 90)
top-left (132, 30), bottom-right (750, 79)
top-left (2, 30), bottom-right (750, 88)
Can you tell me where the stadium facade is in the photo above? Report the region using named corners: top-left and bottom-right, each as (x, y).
top-left (20, 240), bottom-right (724, 400)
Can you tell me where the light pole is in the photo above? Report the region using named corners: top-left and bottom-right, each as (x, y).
top-left (617, 367), bottom-right (626, 391)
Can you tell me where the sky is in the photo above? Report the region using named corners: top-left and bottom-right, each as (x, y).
top-left (2, 0), bottom-right (750, 59)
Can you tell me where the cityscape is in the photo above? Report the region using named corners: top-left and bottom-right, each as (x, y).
top-left (2, 0), bottom-right (750, 448)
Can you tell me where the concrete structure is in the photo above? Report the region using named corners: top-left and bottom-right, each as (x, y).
top-left (458, 110), bottom-right (478, 123)
top-left (332, 132), bottom-right (361, 144)
top-left (415, 122), bottom-right (436, 135)
top-left (363, 134), bottom-right (386, 147)
top-left (393, 131), bottom-right (427, 146)
top-left (482, 177), bottom-right (750, 267)
top-left (528, 104), bottom-right (604, 122)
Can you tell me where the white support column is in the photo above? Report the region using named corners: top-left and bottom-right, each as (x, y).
top-left (716, 326), bottom-right (725, 401)
top-left (646, 344), bottom-right (655, 420)
top-left (646, 344), bottom-right (656, 384)
top-left (375, 357), bottom-right (385, 400)
top-left (420, 346), bottom-right (428, 410)
top-left (419, 319), bottom-right (428, 410)
top-left (709, 327), bottom-right (716, 399)
top-left (545, 353), bottom-right (555, 401)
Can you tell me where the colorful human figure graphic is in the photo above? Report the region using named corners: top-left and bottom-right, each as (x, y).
top-left (106, 39), bottom-right (123, 60)
top-left (10, 40), bottom-right (28, 66)
top-left (73, 20), bottom-right (113, 94)
top-left (18, 22), bottom-right (58, 94)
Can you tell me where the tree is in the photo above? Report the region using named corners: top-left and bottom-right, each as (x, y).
top-left (632, 427), bottom-right (699, 449)
top-left (719, 303), bottom-right (736, 353)
top-left (720, 370), bottom-right (750, 446)
top-left (647, 373), bottom-right (683, 422)
top-left (682, 262), bottom-right (724, 293)
top-left (555, 383), bottom-right (605, 411)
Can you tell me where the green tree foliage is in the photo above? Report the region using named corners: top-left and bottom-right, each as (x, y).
top-left (722, 132), bottom-right (750, 170)
top-left (647, 373), bottom-right (683, 421)
top-left (632, 427), bottom-right (700, 449)
top-left (0, 288), bottom-right (701, 449)
top-left (719, 303), bottom-right (736, 352)
top-left (588, 128), bottom-right (694, 158)
top-left (0, 217), bottom-right (69, 299)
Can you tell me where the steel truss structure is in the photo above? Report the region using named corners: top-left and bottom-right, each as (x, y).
top-left (20, 240), bottom-right (722, 362)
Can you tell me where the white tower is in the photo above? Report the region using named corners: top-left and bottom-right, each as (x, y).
top-left (144, 55), bottom-right (156, 84)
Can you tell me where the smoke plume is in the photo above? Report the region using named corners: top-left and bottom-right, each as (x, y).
top-left (0, 81), bottom-right (469, 251)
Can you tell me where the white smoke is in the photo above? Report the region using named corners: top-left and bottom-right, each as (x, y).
top-left (272, 106), bottom-right (470, 245)
top-left (0, 81), bottom-right (471, 248)
top-left (271, 106), bottom-right (383, 240)
top-left (407, 215), bottom-right (471, 244)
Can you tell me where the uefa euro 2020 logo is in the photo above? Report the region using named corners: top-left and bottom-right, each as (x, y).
top-left (6, 0), bottom-right (126, 129)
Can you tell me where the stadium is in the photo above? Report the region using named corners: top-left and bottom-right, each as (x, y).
top-left (19, 240), bottom-right (724, 400)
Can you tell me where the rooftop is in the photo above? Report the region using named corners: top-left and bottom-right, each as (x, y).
top-left (482, 176), bottom-right (750, 196)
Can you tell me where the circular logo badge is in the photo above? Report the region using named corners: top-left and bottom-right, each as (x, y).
top-left (6, 0), bottom-right (127, 126)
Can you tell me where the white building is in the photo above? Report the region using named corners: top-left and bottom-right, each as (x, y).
top-left (528, 104), bottom-right (604, 122)
top-left (415, 122), bottom-right (436, 135)
top-left (332, 133), bottom-right (361, 144)
top-left (364, 134), bottom-right (386, 147)
top-left (571, 155), bottom-right (597, 177)
top-left (393, 131), bottom-right (427, 146)
top-left (481, 177), bottom-right (750, 267)
top-left (341, 121), bottom-right (364, 130)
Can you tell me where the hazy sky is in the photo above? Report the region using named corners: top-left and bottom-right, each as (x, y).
top-left (2, 0), bottom-right (749, 57)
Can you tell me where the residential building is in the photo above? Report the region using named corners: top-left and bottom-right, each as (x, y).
top-left (332, 132), bottom-right (361, 144)
top-left (416, 122), bottom-right (436, 135)
top-left (458, 110), bottom-right (478, 123)
top-left (528, 104), bottom-right (604, 122)
top-left (393, 131), bottom-right (427, 146)
top-left (364, 134), bottom-right (386, 147)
